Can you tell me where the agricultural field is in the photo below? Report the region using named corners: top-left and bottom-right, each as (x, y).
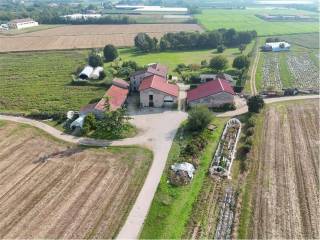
top-left (0, 121), bottom-right (152, 238)
top-left (0, 24), bottom-right (202, 52)
top-left (196, 8), bottom-right (319, 36)
top-left (279, 33), bottom-right (319, 49)
top-left (0, 51), bottom-right (105, 113)
top-left (244, 100), bottom-right (319, 239)
top-left (256, 35), bottom-right (319, 92)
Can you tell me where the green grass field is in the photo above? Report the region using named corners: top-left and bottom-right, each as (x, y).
top-left (140, 118), bottom-right (227, 239)
top-left (196, 8), bottom-right (319, 36)
top-left (0, 51), bottom-right (105, 113)
top-left (114, 43), bottom-right (254, 73)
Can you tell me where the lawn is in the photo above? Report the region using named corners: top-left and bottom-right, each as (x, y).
top-left (140, 118), bottom-right (227, 239)
top-left (0, 51), bottom-right (106, 113)
top-left (196, 8), bottom-right (319, 36)
top-left (114, 43), bottom-right (254, 73)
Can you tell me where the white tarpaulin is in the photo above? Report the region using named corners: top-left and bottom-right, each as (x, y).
top-left (171, 162), bottom-right (195, 179)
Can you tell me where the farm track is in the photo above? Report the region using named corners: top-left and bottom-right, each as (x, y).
top-left (251, 101), bottom-right (320, 239)
top-left (0, 123), bottom-right (151, 238)
top-left (250, 50), bottom-right (259, 95)
top-left (0, 24), bottom-right (202, 52)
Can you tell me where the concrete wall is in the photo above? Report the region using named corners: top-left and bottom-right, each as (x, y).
top-left (188, 92), bottom-right (234, 108)
top-left (140, 89), bottom-right (177, 107)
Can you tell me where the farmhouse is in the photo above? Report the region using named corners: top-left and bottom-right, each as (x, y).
top-left (262, 42), bottom-right (291, 52)
top-left (71, 78), bottom-right (129, 128)
top-left (187, 78), bottom-right (235, 108)
top-left (7, 18), bottom-right (38, 29)
top-left (139, 75), bottom-right (179, 107)
top-left (130, 63), bottom-right (168, 91)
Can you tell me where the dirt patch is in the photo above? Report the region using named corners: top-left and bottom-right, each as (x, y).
top-left (251, 100), bottom-right (319, 239)
top-left (0, 122), bottom-right (152, 239)
top-left (0, 24), bottom-right (202, 52)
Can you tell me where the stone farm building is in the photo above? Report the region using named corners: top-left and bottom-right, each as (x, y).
top-left (130, 63), bottom-right (168, 91)
top-left (7, 18), bottom-right (38, 29)
top-left (139, 75), bottom-right (179, 107)
top-left (187, 78), bottom-right (235, 108)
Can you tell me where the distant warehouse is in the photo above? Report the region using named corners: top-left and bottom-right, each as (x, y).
top-left (115, 5), bottom-right (188, 14)
top-left (7, 18), bottom-right (38, 30)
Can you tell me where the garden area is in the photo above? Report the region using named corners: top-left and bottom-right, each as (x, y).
top-left (140, 107), bottom-right (227, 239)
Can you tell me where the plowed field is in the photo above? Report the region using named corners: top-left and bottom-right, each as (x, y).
top-left (0, 121), bottom-right (152, 238)
top-left (0, 24), bottom-right (202, 52)
top-left (251, 100), bottom-right (319, 239)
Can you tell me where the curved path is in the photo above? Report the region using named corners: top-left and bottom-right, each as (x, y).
top-left (0, 95), bottom-right (319, 239)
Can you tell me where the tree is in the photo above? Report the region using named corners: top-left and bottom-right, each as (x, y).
top-left (233, 55), bottom-right (250, 70)
top-left (247, 95), bottom-right (265, 113)
top-left (187, 106), bottom-right (213, 132)
top-left (88, 52), bottom-right (103, 68)
top-left (210, 56), bottom-right (228, 72)
top-left (134, 33), bottom-right (157, 52)
top-left (83, 113), bottom-right (97, 134)
top-left (122, 60), bottom-right (139, 71)
top-left (239, 44), bottom-right (246, 54)
top-left (103, 44), bottom-right (118, 62)
top-left (217, 44), bottom-right (225, 53)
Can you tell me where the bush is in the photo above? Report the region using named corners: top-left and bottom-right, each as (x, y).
top-left (232, 55), bottom-right (250, 70)
top-left (246, 127), bottom-right (254, 136)
top-left (88, 53), bottom-right (103, 68)
top-left (187, 106), bottom-right (213, 132)
top-left (83, 113), bottom-right (97, 134)
top-left (217, 44), bottom-right (225, 53)
top-left (103, 44), bottom-right (118, 62)
top-left (210, 56), bottom-right (228, 72)
top-left (211, 103), bottom-right (236, 112)
top-left (98, 71), bottom-right (106, 80)
top-left (247, 95), bottom-right (265, 113)
top-left (245, 136), bottom-right (254, 145)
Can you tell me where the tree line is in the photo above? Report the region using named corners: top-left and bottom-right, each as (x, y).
top-left (134, 28), bottom-right (257, 52)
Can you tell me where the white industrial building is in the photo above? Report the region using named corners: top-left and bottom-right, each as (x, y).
top-left (115, 5), bottom-right (188, 13)
top-left (7, 18), bottom-right (38, 30)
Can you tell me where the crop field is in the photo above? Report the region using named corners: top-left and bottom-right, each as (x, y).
top-left (0, 121), bottom-right (152, 239)
top-left (196, 8), bottom-right (319, 36)
top-left (279, 33), bottom-right (319, 49)
top-left (248, 100), bottom-right (319, 239)
top-left (0, 51), bottom-right (106, 113)
top-left (0, 24), bottom-right (202, 53)
top-left (256, 37), bottom-right (319, 92)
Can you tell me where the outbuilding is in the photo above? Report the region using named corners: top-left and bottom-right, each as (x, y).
top-left (7, 18), bottom-right (38, 29)
top-left (139, 75), bottom-right (179, 107)
top-left (262, 42), bottom-right (290, 52)
top-left (187, 78), bottom-right (235, 108)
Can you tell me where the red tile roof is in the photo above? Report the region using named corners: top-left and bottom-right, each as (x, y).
top-left (187, 78), bottom-right (235, 102)
top-left (147, 63), bottom-right (168, 78)
top-left (139, 75), bottom-right (179, 97)
top-left (80, 85), bottom-right (128, 114)
top-left (112, 78), bottom-right (129, 89)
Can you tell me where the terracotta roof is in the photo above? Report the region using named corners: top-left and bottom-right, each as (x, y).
top-left (106, 85), bottom-right (129, 110)
top-left (139, 75), bottom-right (179, 97)
top-left (147, 63), bottom-right (168, 77)
top-left (112, 78), bottom-right (129, 89)
top-left (187, 78), bottom-right (235, 102)
top-left (80, 85), bottom-right (128, 114)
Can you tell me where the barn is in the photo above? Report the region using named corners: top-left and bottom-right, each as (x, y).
top-left (187, 78), bottom-right (235, 108)
top-left (7, 18), bottom-right (38, 29)
top-left (139, 75), bottom-right (179, 107)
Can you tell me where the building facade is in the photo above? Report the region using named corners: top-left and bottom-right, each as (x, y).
top-left (8, 18), bottom-right (38, 29)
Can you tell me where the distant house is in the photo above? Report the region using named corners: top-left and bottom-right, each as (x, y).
top-left (7, 18), bottom-right (38, 30)
top-left (79, 66), bottom-right (103, 80)
top-left (262, 42), bottom-right (290, 52)
top-left (200, 73), bottom-right (236, 86)
top-left (187, 78), bottom-right (235, 108)
top-left (71, 78), bottom-right (129, 128)
top-left (130, 63), bottom-right (168, 91)
top-left (139, 75), bottom-right (179, 107)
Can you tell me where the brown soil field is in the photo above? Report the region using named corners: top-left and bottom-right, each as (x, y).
top-left (251, 100), bottom-right (320, 239)
top-left (0, 121), bottom-right (152, 239)
top-left (0, 24), bottom-right (202, 52)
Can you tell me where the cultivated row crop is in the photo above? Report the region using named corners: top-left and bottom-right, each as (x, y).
top-left (262, 54), bottom-right (282, 91)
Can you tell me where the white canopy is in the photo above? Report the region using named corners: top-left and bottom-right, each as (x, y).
top-left (171, 162), bottom-right (195, 179)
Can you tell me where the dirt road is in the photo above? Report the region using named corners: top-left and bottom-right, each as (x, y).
top-left (249, 47), bottom-right (260, 95)
top-left (251, 100), bottom-right (319, 239)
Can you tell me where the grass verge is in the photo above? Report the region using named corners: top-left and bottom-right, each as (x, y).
top-left (140, 118), bottom-right (227, 239)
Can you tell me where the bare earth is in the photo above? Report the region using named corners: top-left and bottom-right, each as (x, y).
top-left (0, 121), bottom-right (151, 239)
top-left (0, 24), bottom-right (202, 52)
top-left (251, 100), bottom-right (320, 239)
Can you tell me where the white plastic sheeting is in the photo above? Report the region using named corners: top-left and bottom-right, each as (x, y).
top-left (171, 162), bottom-right (195, 179)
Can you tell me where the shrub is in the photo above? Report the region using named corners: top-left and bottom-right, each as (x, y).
top-left (247, 95), bottom-right (265, 113)
top-left (246, 127), bottom-right (254, 136)
top-left (98, 71), bottom-right (106, 80)
top-left (187, 106), bottom-right (213, 132)
top-left (103, 44), bottom-right (118, 62)
top-left (245, 136), bottom-right (254, 145)
top-left (83, 113), bottom-right (97, 134)
top-left (210, 56), bottom-right (228, 72)
top-left (88, 53), bottom-right (103, 68)
top-left (217, 44), bottom-right (225, 53)
top-left (232, 55), bottom-right (250, 70)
